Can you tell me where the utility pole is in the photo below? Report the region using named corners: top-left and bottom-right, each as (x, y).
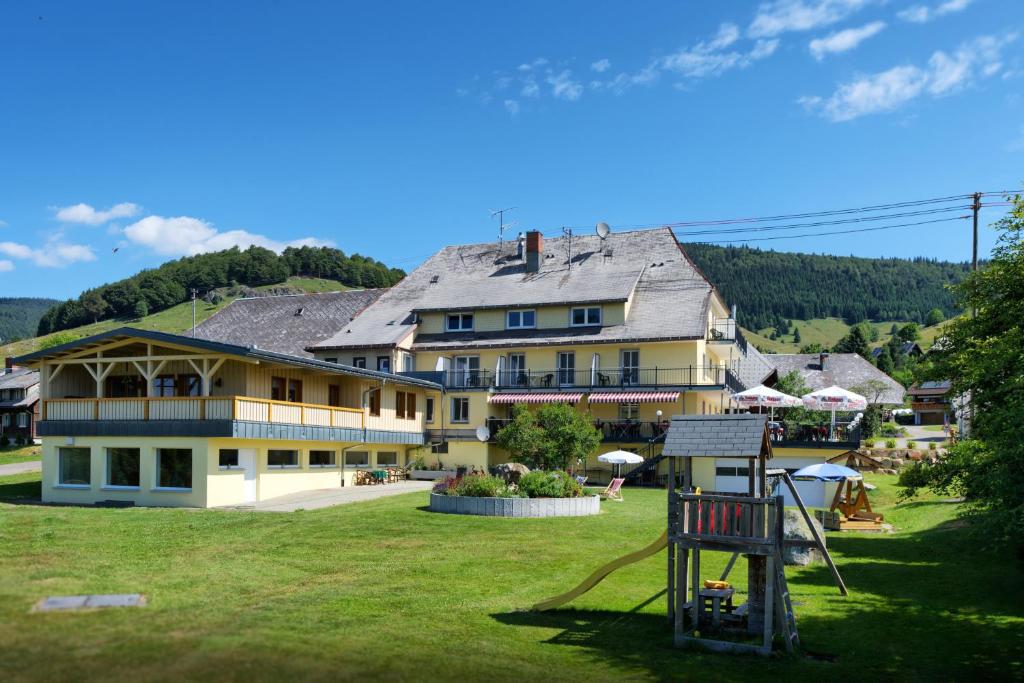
top-left (191, 288), bottom-right (198, 337)
top-left (972, 191), bottom-right (981, 272)
top-left (490, 207), bottom-right (517, 244)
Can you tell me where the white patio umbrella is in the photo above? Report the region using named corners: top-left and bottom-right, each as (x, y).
top-left (598, 450), bottom-right (644, 478)
top-left (801, 385), bottom-right (868, 438)
top-left (731, 384), bottom-right (802, 421)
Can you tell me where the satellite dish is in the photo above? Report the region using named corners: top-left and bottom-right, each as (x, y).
top-left (596, 222), bottom-right (611, 239)
top-left (475, 425), bottom-right (491, 442)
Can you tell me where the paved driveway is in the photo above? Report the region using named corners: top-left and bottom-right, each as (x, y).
top-left (0, 460), bottom-right (41, 476)
top-left (218, 480), bottom-right (434, 512)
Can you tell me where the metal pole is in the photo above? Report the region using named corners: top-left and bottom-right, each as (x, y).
top-left (191, 288), bottom-right (198, 337)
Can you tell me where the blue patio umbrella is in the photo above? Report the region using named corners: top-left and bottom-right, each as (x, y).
top-left (791, 463), bottom-right (861, 482)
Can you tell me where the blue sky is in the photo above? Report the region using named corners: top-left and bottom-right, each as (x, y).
top-left (0, 0), bottom-right (1021, 299)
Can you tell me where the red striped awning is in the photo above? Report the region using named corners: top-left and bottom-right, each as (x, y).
top-left (588, 391), bottom-right (681, 404)
top-left (488, 393), bottom-right (586, 404)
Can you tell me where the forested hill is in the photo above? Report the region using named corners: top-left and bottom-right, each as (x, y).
top-left (684, 243), bottom-right (970, 330)
top-left (38, 245), bottom-right (405, 336)
top-left (0, 298), bottom-right (59, 343)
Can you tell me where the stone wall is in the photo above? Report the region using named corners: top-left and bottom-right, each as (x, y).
top-left (428, 493), bottom-right (601, 517)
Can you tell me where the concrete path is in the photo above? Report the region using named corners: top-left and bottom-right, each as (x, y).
top-left (219, 480), bottom-right (434, 512)
top-left (0, 460), bottom-right (41, 476)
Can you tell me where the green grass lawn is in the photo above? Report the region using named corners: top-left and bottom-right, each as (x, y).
top-left (743, 317), bottom-right (949, 354)
top-left (0, 444), bottom-right (41, 466)
top-left (0, 474), bottom-right (1021, 682)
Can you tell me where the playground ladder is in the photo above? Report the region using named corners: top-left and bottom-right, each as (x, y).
top-left (773, 551), bottom-right (800, 652)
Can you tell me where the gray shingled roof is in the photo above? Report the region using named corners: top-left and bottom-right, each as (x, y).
top-left (193, 290), bottom-right (383, 357)
top-left (0, 369), bottom-right (39, 391)
top-left (767, 353), bottom-right (905, 404)
top-left (662, 414), bottom-right (770, 458)
top-left (312, 228), bottom-right (722, 351)
top-left (732, 343), bottom-right (774, 390)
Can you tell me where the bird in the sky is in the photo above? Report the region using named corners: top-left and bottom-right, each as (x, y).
top-left (112, 247), bottom-right (120, 254)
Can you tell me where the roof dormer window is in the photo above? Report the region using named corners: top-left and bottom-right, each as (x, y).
top-left (446, 313), bottom-right (474, 332)
top-left (506, 309), bottom-right (536, 329)
top-left (570, 306), bottom-right (602, 327)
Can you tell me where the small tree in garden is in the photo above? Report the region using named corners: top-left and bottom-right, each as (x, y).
top-left (134, 299), bottom-right (149, 319)
top-left (495, 403), bottom-right (601, 471)
top-left (851, 379), bottom-right (889, 438)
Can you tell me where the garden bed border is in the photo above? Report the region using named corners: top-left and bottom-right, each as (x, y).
top-left (428, 492), bottom-right (600, 517)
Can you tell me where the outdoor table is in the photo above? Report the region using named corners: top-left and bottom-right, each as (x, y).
top-left (699, 587), bottom-right (735, 629)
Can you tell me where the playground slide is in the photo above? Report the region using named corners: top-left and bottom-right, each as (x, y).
top-left (531, 531), bottom-right (668, 611)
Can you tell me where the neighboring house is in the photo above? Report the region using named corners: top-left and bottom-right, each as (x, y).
top-left (14, 328), bottom-right (440, 508)
top-left (193, 290), bottom-right (383, 357)
top-left (908, 380), bottom-right (952, 426)
top-left (870, 341), bottom-right (923, 360)
top-left (751, 352), bottom-right (905, 507)
top-left (308, 228), bottom-right (758, 485)
top-left (765, 352), bottom-right (905, 405)
top-left (0, 367), bottom-right (40, 443)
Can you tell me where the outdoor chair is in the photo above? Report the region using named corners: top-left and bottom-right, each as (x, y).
top-left (597, 372), bottom-right (610, 386)
top-left (600, 478), bottom-right (625, 502)
top-left (575, 475), bottom-right (588, 486)
top-left (542, 373), bottom-right (554, 387)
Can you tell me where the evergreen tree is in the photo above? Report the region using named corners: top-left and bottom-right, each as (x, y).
top-left (875, 346), bottom-right (895, 375)
top-left (833, 325), bottom-right (871, 359)
top-left (793, 326), bottom-right (801, 343)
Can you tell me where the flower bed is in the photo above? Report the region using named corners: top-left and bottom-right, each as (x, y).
top-left (428, 492), bottom-right (600, 517)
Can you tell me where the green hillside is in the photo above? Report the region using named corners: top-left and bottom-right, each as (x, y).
top-left (743, 317), bottom-right (948, 354)
top-left (686, 243), bottom-right (968, 330)
top-left (2, 277), bottom-right (351, 360)
top-left (0, 298), bottom-right (59, 344)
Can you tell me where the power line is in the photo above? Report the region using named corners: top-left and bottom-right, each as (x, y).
top-left (678, 215), bottom-right (969, 244)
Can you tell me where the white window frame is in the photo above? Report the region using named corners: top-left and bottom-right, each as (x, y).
top-left (352, 357), bottom-right (367, 369)
top-left (557, 351), bottom-right (576, 387)
top-left (154, 449), bottom-right (193, 492)
top-left (506, 309), bottom-right (536, 329)
top-left (446, 313), bottom-right (474, 332)
top-left (17, 412), bottom-right (28, 428)
top-left (618, 402), bottom-right (640, 421)
top-left (344, 450), bottom-right (370, 468)
top-left (309, 450), bottom-right (338, 468)
top-left (451, 397), bottom-right (470, 423)
top-left (57, 447), bottom-right (91, 489)
top-left (105, 447), bottom-right (141, 490)
top-left (1, 414), bottom-right (9, 427)
top-left (377, 356), bottom-right (391, 373)
top-left (267, 449), bottom-right (300, 469)
top-left (570, 306), bottom-right (602, 327)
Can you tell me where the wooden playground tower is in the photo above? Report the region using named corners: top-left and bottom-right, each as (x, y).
top-left (663, 414), bottom-right (846, 656)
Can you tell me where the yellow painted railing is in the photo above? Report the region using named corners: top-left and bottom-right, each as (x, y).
top-left (43, 396), bottom-right (365, 429)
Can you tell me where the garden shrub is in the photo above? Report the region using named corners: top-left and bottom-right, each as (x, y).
top-left (898, 462), bottom-right (931, 489)
top-left (864, 439), bottom-right (876, 448)
top-left (885, 439), bottom-right (897, 449)
top-left (518, 471), bottom-right (583, 499)
top-left (929, 442), bottom-right (937, 451)
top-left (907, 440), bottom-right (917, 450)
top-left (880, 423), bottom-right (905, 437)
top-left (0, 435), bottom-right (9, 448)
top-left (443, 474), bottom-right (514, 498)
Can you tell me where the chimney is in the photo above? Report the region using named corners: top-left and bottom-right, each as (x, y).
top-left (819, 352), bottom-right (830, 371)
top-left (525, 230), bottom-right (543, 273)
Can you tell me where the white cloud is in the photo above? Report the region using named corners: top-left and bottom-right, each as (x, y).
top-left (0, 260), bottom-right (13, 273)
top-left (517, 58), bottom-right (548, 72)
top-left (810, 21), bottom-right (886, 60)
top-left (123, 215), bottom-right (330, 257)
top-left (521, 78), bottom-right (540, 98)
top-left (55, 202), bottom-right (140, 225)
top-left (504, 99), bottom-right (520, 115)
top-left (658, 29), bottom-right (779, 80)
top-left (801, 33), bottom-right (1017, 121)
top-left (546, 70), bottom-right (584, 101)
top-left (748, 0), bottom-right (873, 38)
top-left (898, 0), bottom-right (973, 23)
top-left (0, 237), bottom-right (96, 268)
top-left (591, 58), bottom-right (611, 73)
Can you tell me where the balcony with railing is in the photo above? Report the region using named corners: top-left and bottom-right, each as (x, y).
top-left (708, 317), bottom-right (748, 354)
top-left (444, 366), bottom-right (740, 391)
top-left (482, 417), bottom-right (670, 444)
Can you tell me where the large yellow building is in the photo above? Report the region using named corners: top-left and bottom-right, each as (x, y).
top-left (308, 228), bottom-right (771, 484)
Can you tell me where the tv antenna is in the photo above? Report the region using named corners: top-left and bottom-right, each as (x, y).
top-left (562, 227), bottom-right (574, 271)
top-left (491, 207), bottom-right (517, 244)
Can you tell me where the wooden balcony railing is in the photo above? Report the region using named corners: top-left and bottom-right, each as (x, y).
top-left (43, 396), bottom-right (365, 430)
top-left (676, 493), bottom-right (780, 547)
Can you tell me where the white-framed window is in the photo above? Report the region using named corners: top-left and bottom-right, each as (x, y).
top-left (618, 402), bottom-right (640, 421)
top-left (345, 450), bottom-right (369, 467)
top-left (446, 313), bottom-right (474, 331)
top-left (377, 451), bottom-right (399, 466)
top-left (156, 449), bottom-right (192, 490)
top-left (218, 449), bottom-right (240, 469)
top-left (267, 449), bottom-right (299, 469)
top-left (1, 414), bottom-right (9, 427)
top-left (506, 309), bottom-right (536, 329)
top-left (425, 397), bottom-right (435, 423)
top-left (453, 355), bottom-right (481, 387)
top-left (58, 447), bottom-right (91, 487)
top-left (309, 450), bottom-right (337, 468)
top-left (353, 357), bottom-right (367, 369)
top-left (106, 448), bottom-right (141, 488)
top-left (570, 307), bottom-right (602, 326)
top-left (377, 356), bottom-right (391, 373)
top-left (17, 412), bottom-right (28, 428)
top-left (451, 397), bottom-right (470, 423)
top-left (402, 353), bottom-right (415, 372)
top-left (621, 349), bottom-right (640, 385)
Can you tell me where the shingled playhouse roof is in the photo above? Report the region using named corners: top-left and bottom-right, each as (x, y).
top-left (193, 290), bottom-right (383, 357)
top-left (311, 227), bottom-right (726, 352)
top-left (662, 413), bottom-right (771, 458)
